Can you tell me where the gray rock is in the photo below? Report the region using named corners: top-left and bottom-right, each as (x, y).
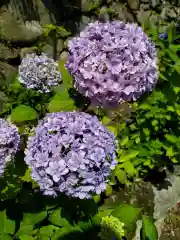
top-left (165, 6), bottom-right (177, 19)
top-left (132, 220), bottom-right (142, 240)
top-left (79, 16), bottom-right (91, 32)
top-left (127, 0), bottom-right (140, 10)
top-left (0, 62), bottom-right (17, 85)
top-left (0, 0), bottom-right (55, 43)
top-left (41, 43), bottom-right (54, 58)
top-left (150, 0), bottom-right (160, 8)
top-left (20, 47), bottom-right (38, 59)
top-left (0, 9), bottom-right (43, 42)
top-left (111, 2), bottom-right (135, 22)
top-left (81, 0), bottom-right (103, 12)
top-left (9, 0), bottom-right (53, 26)
top-left (40, 38), bottom-right (64, 59)
top-left (0, 44), bottom-right (19, 60)
top-left (105, 0), bottom-right (113, 3)
top-left (153, 175), bottom-right (180, 238)
top-left (98, 6), bottom-right (110, 21)
top-left (136, 9), bottom-right (152, 24)
top-left (64, 39), bottom-right (68, 50)
top-left (36, 0), bottom-right (55, 26)
top-left (57, 39), bottom-right (64, 54)
top-left (140, 3), bottom-right (150, 10)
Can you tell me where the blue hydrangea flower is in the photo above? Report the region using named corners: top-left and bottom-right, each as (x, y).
top-left (0, 119), bottom-right (20, 176)
top-left (25, 111), bottom-right (117, 199)
top-left (18, 53), bottom-right (62, 93)
top-left (158, 33), bottom-right (168, 40)
top-left (66, 21), bottom-right (158, 107)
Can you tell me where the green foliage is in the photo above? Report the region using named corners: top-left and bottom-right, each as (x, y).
top-left (142, 215), bottom-right (158, 240)
top-left (88, 2), bottom-right (100, 11)
top-left (112, 204), bottom-right (142, 233)
top-left (19, 236), bottom-right (34, 240)
top-left (0, 17), bottom-right (176, 240)
top-left (10, 105), bottom-right (37, 123)
top-left (99, 216), bottom-right (125, 240)
top-left (0, 210), bottom-right (15, 235)
top-left (43, 24), bottom-right (71, 38)
top-left (109, 22), bottom-right (180, 183)
top-left (0, 78), bottom-right (52, 118)
top-left (51, 226), bottom-right (83, 240)
top-left (16, 211), bottom-right (47, 237)
top-left (48, 209), bottom-right (71, 228)
top-left (48, 91), bottom-right (75, 112)
top-left (58, 59), bottom-right (73, 89)
top-left (48, 58), bottom-right (77, 112)
top-left (0, 157), bottom-right (27, 201)
top-left (38, 225), bottom-right (59, 239)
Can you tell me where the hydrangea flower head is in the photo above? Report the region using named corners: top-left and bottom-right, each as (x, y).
top-left (66, 21), bottom-right (158, 107)
top-left (18, 53), bottom-right (62, 93)
top-left (100, 216), bottom-right (125, 240)
top-left (158, 33), bottom-right (168, 40)
top-left (25, 111), bottom-right (117, 199)
top-left (0, 119), bottom-right (20, 176)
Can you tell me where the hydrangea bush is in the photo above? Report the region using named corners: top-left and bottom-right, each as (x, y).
top-left (66, 21), bottom-right (158, 107)
top-left (0, 19), bottom-right (176, 240)
top-left (18, 53), bottom-right (62, 93)
top-left (0, 119), bottom-right (20, 176)
top-left (25, 111), bottom-right (117, 199)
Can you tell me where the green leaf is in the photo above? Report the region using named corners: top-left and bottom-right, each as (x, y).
top-left (120, 136), bottom-right (129, 146)
top-left (165, 49), bottom-right (180, 62)
top-left (0, 235), bottom-right (13, 240)
top-left (16, 225), bottom-right (34, 237)
top-left (48, 92), bottom-right (75, 112)
top-left (106, 125), bottom-right (117, 136)
top-left (167, 105), bottom-right (175, 112)
top-left (49, 209), bottom-right (71, 228)
top-left (165, 134), bottom-right (178, 143)
top-left (21, 168), bottom-right (39, 188)
top-left (159, 73), bottom-right (168, 81)
top-left (120, 161), bottom-right (135, 178)
top-left (102, 116), bottom-right (111, 126)
top-left (11, 105), bottom-right (37, 123)
top-left (39, 225), bottom-right (59, 238)
top-left (112, 204), bottom-right (142, 232)
top-left (105, 184), bottom-right (113, 196)
top-left (142, 215), bottom-right (158, 240)
top-left (166, 147), bottom-right (175, 157)
top-left (23, 212), bottom-right (47, 225)
top-left (78, 220), bottom-right (92, 231)
top-left (92, 208), bottom-right (113, 225)
top-left (0, 211), bottom-right (15, 235)
top-left (93, 195), bottom-right (101, 203)
top-left (21, 168), bottom-right (33, 182)
top-left (114, 168), bottom-right (127, 184)
top-left (168, 23), bottom-right (175, 44)
top-left (51, 226), bottom-right (82, 240)
top-left (43, 24), bottom-right (71, 38)
top-left (58, 59), bottom-right (73, 89)
top-left (19, 236), bottom-right (34, 240)
top-left (119, 151), bottom-right (139, 162)
top-left (16, 212), bottom-right (47, 236)
top-left (56, 26), bottom-right (71, 38)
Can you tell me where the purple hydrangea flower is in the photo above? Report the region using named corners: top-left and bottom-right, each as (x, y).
top-left (25, 111), bottom-right (117, 199)
top-left (0, 119), bottom-right (20, 176)
top-left (18, 53), bottom-right (62, 93)
top-left (66, 21), bottom-right (158, 107)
